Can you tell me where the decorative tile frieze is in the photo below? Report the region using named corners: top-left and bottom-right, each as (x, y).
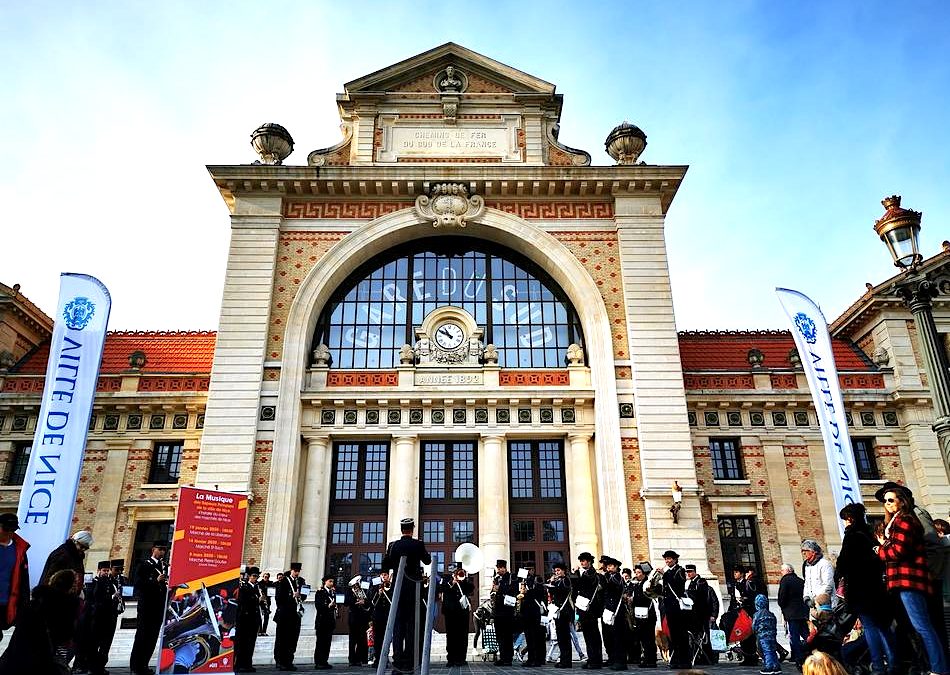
top-left (496, 409), bottom-right (510, 424)
top-left (431, 409), bottom-right (445, 425)
top-left (882, 410), bottom-right (899, 427)
top-left (409, 409), bottom-right (424, 424)
top-left (327, 371), bottom-right (399, 387)
top-left (388, 409), bottom-right (401, 425)
top-left (127, 414), bottom-right (142, 430)
top-left (150, 414), bottom-right (166, 430)
top-left (772, 411), bottom-right (787, 427)
top-left (366, 410), bottom-right (380, 425)
top-left (561, 408), bottom-right (575, 423)
top-left (104, 415), bottom-right (119, 431)
top-left (619, 403), bottom-right (635, 419)
top-left (726, 411), bottom-right (742, 427)
top-left (321, 410), bottom-right (336, 425)
top-left (343, 409), bottom-right (358, 425)
top-left (498, 370), bottom-right (570, 386)
top-left (196, 414), bottom-right (205, 429)
top-left (860, 411), bottom-right (876, 426)
top-left (518, 409), bottom-right (532, 423)
top-left (749, 411), bottom-right (765, 427)
top-left (453, 409), bottom-right (467, 424)
top-left (474, 408), bottom-right (488, 424)
top-left (260, 406), bottom-right (276, 422)
top-left (687, 411), bottom-right (697, 426)
top-left (540, 408), bottom-right (554, 423)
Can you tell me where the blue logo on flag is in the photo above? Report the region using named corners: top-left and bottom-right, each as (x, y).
top-left (794, 312), bottom-right (818, 345)
top-left (63, 297), bottom-right (96, 331)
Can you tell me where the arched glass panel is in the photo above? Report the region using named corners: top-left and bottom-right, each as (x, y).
top-left (313, 238), bottom-right (584, 368)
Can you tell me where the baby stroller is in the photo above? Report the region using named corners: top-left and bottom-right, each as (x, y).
top-left (802, 602), bottom-right (858, 665)
top-left (720, 608), bottom-right (755, 663)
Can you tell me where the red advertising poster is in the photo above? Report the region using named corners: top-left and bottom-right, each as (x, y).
top-left (158, 486), bottom-right (248, 674)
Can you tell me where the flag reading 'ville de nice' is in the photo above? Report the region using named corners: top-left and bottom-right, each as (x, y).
top-left (18, 273), bottom-right (111, 586)
top-left (158, 486), bottom-right (248, 674)
top-left (777, 288), bottom-right (862, 536)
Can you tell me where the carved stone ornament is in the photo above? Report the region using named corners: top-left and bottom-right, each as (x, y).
top-left (399, 343), bottom-right (416, 365)
top-left (312, 343), bottom-right (331, 367)
top-left (566, 343), bottom-right (585, 366)
top-left (414, 183), bottom-right (485, 229)
top-left (483, 343), bottom-right (499, 365)
top-left (435, 65), bottom-right (465, 93)
top-left (872, 346), bottom-right (891, 367)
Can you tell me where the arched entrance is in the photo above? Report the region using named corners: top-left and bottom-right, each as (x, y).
top-left (260, 207), bottom-right (631, 574)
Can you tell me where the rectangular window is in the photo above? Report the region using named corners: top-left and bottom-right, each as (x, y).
top-left (710, 438), bottom-right (744, 480)
top-left (717, 516), bottom-right (762, 579)
top-left (508, 440), bottom-right (565, 503)
top-left (422, 520), bottom-right (445, 544)
top-left (851, 438), bottom-right (880, 481)
top-left (7, 442), bottom-right (31, 485)
top-left (148, 441), bottom-right (183, 484)
top-left (331, 522), bottom-right (355, 544)
top-left (331, 442), bottom-right (389, 504)
top-left (421, 441), bottom-right (475, 503)
top-left (361, 521), bottom-right (384, 545)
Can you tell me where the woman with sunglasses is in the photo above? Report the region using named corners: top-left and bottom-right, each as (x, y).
top-left (876, 487), bottom-right (948, 675)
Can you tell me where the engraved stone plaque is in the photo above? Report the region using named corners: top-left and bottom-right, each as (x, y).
top-left (376, 115), bottom-right (523, 163)
top-left (414, 371), bottom-right (485, 386)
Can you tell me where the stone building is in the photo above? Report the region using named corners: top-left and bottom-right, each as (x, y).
top-left (1, 44), bottom-right (948, 598)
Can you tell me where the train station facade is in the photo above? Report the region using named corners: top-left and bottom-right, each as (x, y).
top-left (1, 44), bottom-right (948, 597)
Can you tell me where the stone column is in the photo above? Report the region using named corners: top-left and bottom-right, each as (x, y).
top-left (87, 439), bottom-right (133, 567)
top-left (478, 434), bottom-right (509, 592)
top-left (296, 435), bottom-right (332, 578)
top-left (566, 432), bottom-right (599, 557)
top-left (762, 440), bottom-right (803, 564)
top-left (387, 434), bottom-right (419, 541)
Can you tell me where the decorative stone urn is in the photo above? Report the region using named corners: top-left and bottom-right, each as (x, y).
top-left (251, 123), bottom-right (294, 165)
top-left (605, 121), bottom-right (647, 164)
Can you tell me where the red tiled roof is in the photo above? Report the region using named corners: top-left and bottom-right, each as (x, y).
top-left (15, 331), bottom-right (216, 375)
top-left (677, 330), bottom-right (874, 372)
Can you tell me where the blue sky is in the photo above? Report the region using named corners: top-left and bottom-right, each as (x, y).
top-left (1, 2), bottom-right (948, 331)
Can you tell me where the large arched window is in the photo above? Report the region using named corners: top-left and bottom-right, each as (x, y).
top-left (313, 238), bottom-right (584, 369)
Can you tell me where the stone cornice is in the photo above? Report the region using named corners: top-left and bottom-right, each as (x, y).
top-left (207, 164), bottom-right (688, 214)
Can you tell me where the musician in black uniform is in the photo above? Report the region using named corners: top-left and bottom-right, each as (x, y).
top-left (601, 556), bottom-right (629, 670)
top-left (130, 541), bottom-right (168, 675)
top-left (683, 564), bottom-right (714, 665)
top-left (627, 565), bottom-right (657, 668)
top-left (346, 574), bottom-right (371, 666)
top-left (274, 561), bottom-right (305, 671)
top-left (381, 517), bottom-right (430, 673)
top-left (573, 552), bottom-right (604, 669)
top-left (549, 561), bottom-right (574, 669)
top-left (259, 572), bottom-right (274, 636)
top-left (370, 570), bottom-right (393, 666)
top-left (724, 565), bottom-right (758, 666)
top-left (313, 575), bottom-right (337, 670)
top-left (519, 562), bottom-right (546, 668)
top-left (439, 563), bottom-right (474, 666)
top-left (491, 559), bottom-right (517, 666)
top-left (234, 566), bottom-right (263, 672)
top-left (660, 550), bottom-right (689, 669)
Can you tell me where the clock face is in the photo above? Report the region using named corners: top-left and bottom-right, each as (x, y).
top-left (434, 322), bottom-right (465, 350)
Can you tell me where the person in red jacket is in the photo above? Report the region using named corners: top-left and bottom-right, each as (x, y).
top-left (877, 487), bottom-right (948, 675)
top-left (0, 513), bottom-right (30, 645)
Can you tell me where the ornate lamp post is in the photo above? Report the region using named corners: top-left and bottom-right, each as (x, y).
top-left (874, 195), bottom-right (950, 471)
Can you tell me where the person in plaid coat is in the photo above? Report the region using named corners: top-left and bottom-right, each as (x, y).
top-left (876, 486), bottom-right (948, 675)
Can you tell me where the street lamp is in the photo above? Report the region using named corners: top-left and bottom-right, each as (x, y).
top-left (874, 195), bottom-right (950, 472)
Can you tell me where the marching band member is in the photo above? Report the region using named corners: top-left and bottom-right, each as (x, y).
top-left (521, 562), bottom-right (546, 668)
top-left (549, 562), bottom-right (574, 669)
top-left (274, 562), bottom-right (305, 671)
top-left (574, 552), bottom-right (604, 670)
top-left (234, 566), bottom-right (263, 673)
top-left (660, 550), bottom-right (689, 669)
top-left (130, 541), bottom-right (168, 675)
top-left (381, 517), bottom-right (430, 674)
top-left (601, 556), bottom-right (629, 671)
top-left (439, 563), bottom-right (474, 666)
top-left (683, 564), bottom-right (715, 665)
top-left (370, 570), bottom-right (393, 666)
top-left (346, 574), bottom-right (371, 666)
top-left (82, 560), bottom-right (117, 675)
top-left (258, 571), bottom-right (274, 636)
top-left (313, 575), bottom-right (337, 670)
top-left (491, 559), bottom-right (518, 666)
top-left (627, 565), bottom-right (658, 668)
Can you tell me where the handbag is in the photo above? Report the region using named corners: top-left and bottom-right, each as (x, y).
top-left (709, 628), bottom-right (727, 652)
top-left (602, 594), bottom-right (624, 626)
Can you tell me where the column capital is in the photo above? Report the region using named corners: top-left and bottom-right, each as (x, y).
top-left (392, 433), bottom-right (418, 444)
top-left (301, 432), bottom-right (331, 445)
top-left (480, 433), bottom-right (506, 443)
top-left (566, 431), bottom-right (593, 443)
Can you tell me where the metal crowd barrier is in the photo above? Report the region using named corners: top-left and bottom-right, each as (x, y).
top-left (374, 555), bottom-right (440, 675)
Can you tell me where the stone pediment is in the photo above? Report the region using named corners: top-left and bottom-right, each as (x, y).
top-left (308, 43), bottom-right (590, 167)
top-left (342, 42), bottom-right (556, 98)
